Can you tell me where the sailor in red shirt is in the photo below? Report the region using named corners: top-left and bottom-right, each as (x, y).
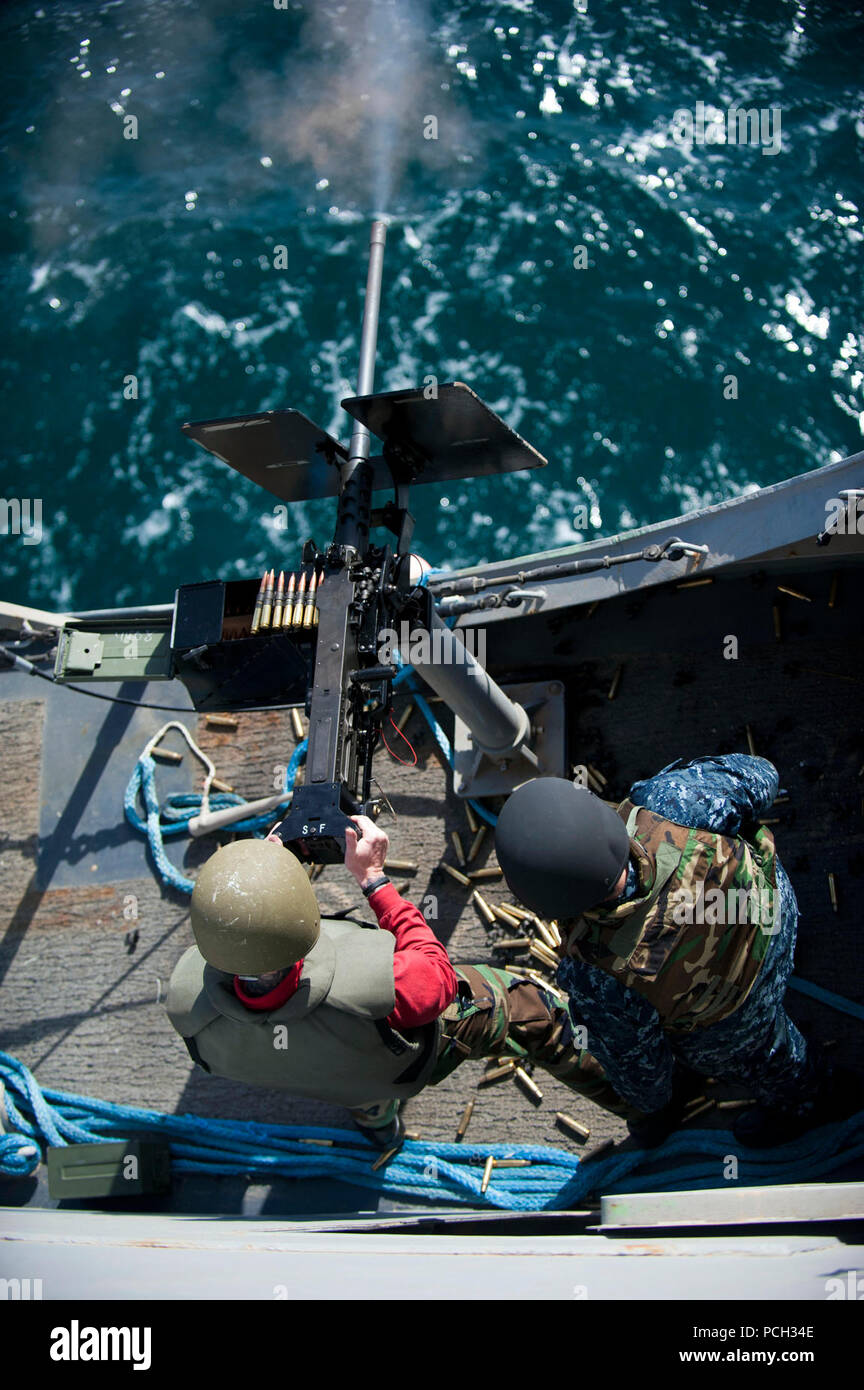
top-left (167, 817), bottom-right (633, 1155)
top-left (240, 814), bottom-right (459, 1143)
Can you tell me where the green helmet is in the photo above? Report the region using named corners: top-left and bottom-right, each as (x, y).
top-left (190, 839), bottom-right (320, 975)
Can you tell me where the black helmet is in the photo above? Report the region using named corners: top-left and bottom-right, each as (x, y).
top-left (495, 778), bottom-right (630, 920)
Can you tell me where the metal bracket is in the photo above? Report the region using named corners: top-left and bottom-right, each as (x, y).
top-left (452, 679), bottom-right (566, 799)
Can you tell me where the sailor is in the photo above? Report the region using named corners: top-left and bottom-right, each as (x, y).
top-left (165, 815), bottom-right (632, 1152)
top-left (495, 755), bottom-right (863, 1148)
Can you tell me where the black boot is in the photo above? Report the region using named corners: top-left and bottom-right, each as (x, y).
top-left (626, 1065), bottom-right (708, 1149)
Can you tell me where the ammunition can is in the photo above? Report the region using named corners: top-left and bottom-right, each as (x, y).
top-left (46, 1139), bottom-right (171, 1199)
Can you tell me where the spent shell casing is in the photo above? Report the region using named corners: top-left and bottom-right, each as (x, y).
top-left (829, 573), bottom-right (839, 609)
top-left (468, 866), bottom-right (503, 881)
top-left (370, 1146), bottom-right (401, 1172)
top-left (152, 747), bottom-right (183, 763)
top-left (210, 777), bottom-right (236, 794)
top-left (777, 584), bottom-right (811, 602)
top-left (272, 570), bottom-right (286, 628)
top-left (384, 859), bottom-right (419, 873)
top-left (290, 707), bottom-right (305, 741)
top-left (260, 568), bottom-right (275, 628)
top-left (581, 1138), bottom-right (615, 1164)
top-left (467, 826), bottom-right (487, 862)
top-left (393, 880), bottom-right (412, 895)
top-left (480, 1156), bottom-right (496, 1194)
top-left (479, 1062), bottom-right (517, 1086)
top-left (291, 570), bottom-right (307, 628)
top-left (684, 1098), bottom-right (716, 1123)
top-left (676, 577), bottom-right (714, 589)
top-left (441, 861), bottom-right (471, 887)
top-left (396, 702), bottom-right (414, 733)
top-left (302, 570), bottom-right (318, 629)
top-left (607, 665), bottom-right (622, 700)
top-left (532, 917), bottom-right (558, 951)
top-left (250, 571), bottom-right (268, 634)
top-left (404, 1130), bottom-right (422, 1141)
top-left (298, 1137), bottom-right (334, 1147)
top-left (471, 890), bottom-right (497, 927)
top-left (491, 1159), bottom-right (532, 1169)
top-left (555, 1112), bottom-right (590, 1142)
top-left (490, 903), bottom-right (521, 926)
top-left (515, 1066), bottom-right (543, 1102)
top-left (530, 940), bottom-right (559, 971)
top-left (455, 1099), bottom-right (475, 1141)
top-left (286, 567), bottom-right (300, 628)
top-left (450, 830), bottom-right (467, 866)
top-left (586, 763), bottom-right (607, 787)
top-left (828, 872), bottom-right (838, 912)
top-left (494, 938), bottom-right (531, 951)
top-left (205, 713), bottom-right (240, 730)
top-left (500, 903), bottom-right (528, 924)
top-left (465, 802), bottom-right (480, 835)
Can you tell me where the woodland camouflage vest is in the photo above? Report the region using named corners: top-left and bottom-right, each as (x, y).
top-left (562, 799), bottom-right (779, 1032)
top-left (165, 916), bottom-right (442, 1107)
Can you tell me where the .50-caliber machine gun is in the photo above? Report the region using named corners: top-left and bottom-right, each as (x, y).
top-left (137, 221), bottom-right (551, 860)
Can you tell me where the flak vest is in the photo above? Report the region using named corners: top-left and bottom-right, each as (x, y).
top-left (562, 799), bottom-right (779, 1032)
top-left (164, 916), bottom-right (442, 1107)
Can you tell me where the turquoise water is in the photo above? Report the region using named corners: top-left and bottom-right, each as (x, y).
top-left (1, 0), bottom-right (862, 610)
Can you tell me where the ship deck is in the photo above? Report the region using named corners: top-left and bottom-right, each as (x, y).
top-left (1, 550), bottom-right (862, 1218)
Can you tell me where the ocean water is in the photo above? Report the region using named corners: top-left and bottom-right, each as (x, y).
top-left (0, 0), bottom-right (862, 611)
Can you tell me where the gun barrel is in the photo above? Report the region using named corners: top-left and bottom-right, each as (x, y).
top-left (337, 221), bottom-right (387, 553)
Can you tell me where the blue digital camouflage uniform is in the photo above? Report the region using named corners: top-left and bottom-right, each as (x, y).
top-left (557, 754), bottom-right (818, 1116)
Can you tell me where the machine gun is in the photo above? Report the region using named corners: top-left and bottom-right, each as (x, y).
top-left (53, 221), bottom-right (552, 861)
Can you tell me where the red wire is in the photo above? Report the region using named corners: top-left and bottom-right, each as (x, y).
top-left (382, 711), bottom-right (418, 766)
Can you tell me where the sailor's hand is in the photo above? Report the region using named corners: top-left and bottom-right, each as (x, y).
top-left (345, 814), bottom-right (389, 888)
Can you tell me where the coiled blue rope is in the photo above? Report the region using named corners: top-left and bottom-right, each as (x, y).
top-left (123, 738), bottom-right (308, 894)
top-left (2, 1052), bottom-right (862, 1210)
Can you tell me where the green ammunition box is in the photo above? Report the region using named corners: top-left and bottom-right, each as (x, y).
top-left (46, 1139), bottom-right (172, 1199)
top-left (54, 625), bottom-right (173, 682)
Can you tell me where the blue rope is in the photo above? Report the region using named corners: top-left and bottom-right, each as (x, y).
top-left (2, 1052), bottom-right (862, 1210)
top-left (123, 738), bottom-right (308, 894)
